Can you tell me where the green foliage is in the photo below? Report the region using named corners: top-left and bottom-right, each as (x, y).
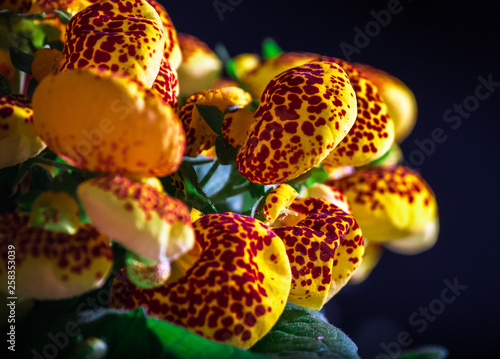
top-left (262, 38), bottom-right (283, 59)
top-left (251, 303), bottom-right (360, 359)
top-left (196, 104), bottom-right (224, 136)
top-left (396, 346), bottom-right (449, 359)
top-left (77, 308), bottom-right (267, 359)
top-left (9, 45), bottom-right (33, 74)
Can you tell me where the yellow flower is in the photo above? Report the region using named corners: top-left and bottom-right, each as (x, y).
top-left (60, 0), bottom-right (165, 87)
top-left (321, 58), bottom-right (395, 167)
top-left (31, 48), bottom-right (64, 83)
top-left (32, 68), bottom-right (185, 177)
top-left (268, 190), bottom-right (364, 310)
top-left (236, 61), bottom-right (358, 185)
top-left (177, 33), bottom-right (222, 98)
top-left (77, 174), bottom-right (195, 264)
top-left (179, 86), bottom-right (251, 157)
top-left (354, 63), bottom-right (418, 143)
top-left (0, 192), bottom-right (113, 300)
top-left (328, 166), bottom-right (439, 248)
top-left (0, 94), bottom-right (46, 169)
top-left (110, 212), bottom-right (291, 349)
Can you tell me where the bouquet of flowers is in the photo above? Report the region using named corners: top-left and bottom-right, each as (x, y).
top-left (0, 0), bottom-right (443, 358)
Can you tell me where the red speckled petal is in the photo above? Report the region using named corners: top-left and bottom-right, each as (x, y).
top-left (0, 94), bottom-right (45, 169)
top-left (305, 183), bottom-right (352, 215)
top-left (151, 53), bottom-right (179, 109)
top-left (221, 107), bottom-right (255, 148)
top-left (263, 184), bottom-right (299, 223)
top-left (327, 166), bottom-right (438, 245)
top-left (110, 213), bottom-right (291, 349)
top-left (179, 87), bottom-right (251, 157)
top-left (323, 70), bottom-right (395, 167)
top-left (146, 0), bottom-right (182, 70)
top-left (272, 197), bottom-right (364, 310)
top-left (236, 61), bottom-right (357, 185)
top-left (0, 212), bottom-right (113, 300)
top-left (60, 0), bottom-right (165, 87)
top-left (77, 174), bottom-right (194, 263)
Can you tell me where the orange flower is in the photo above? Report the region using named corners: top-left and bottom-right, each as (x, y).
top-left (32, 68), bottom-right (185, 177)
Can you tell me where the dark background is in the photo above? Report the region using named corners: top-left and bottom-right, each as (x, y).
top-left (159, 1), bottom-right (499, 358)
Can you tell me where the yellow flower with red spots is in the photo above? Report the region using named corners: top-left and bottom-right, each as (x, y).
top-left (60, 0), bottom-right (165, 87)
top-left (0, 192), bottom-right (113, 300)
top-left (110, 212), bottom-right (291, 349)
top-left (236, 61), bottom-right (358, 184)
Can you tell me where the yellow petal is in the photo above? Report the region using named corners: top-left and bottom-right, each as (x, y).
top-left (236, 61), bottom-right (357, 185)
top-left (29, 191), bottom-right (80, 234)
top-left (323, 59), bottom-right (395, 167)
top-left (151, 53), bottom-right (179, 109)
top-left (354, 63), bottom-right (417, 143)
top-left (0, 94), bottom-right (45, 169)
top-left (222, 107), bottom-right (257, 149)
top-left (110, 213), bottom-right (291, 349)
top-left (177, 33), bottom-right (222, 98)
top-left (263, 183), bottom-right (299, 224)
top-left (304, 183), bottom-right (352, 214)
top-left (272, 197), bottom-right (364, 310)
top-left (0, 212), bottom-right (113, 300)
top-left (33, 68), bottom-right (185, 177)
top-left (60, 0), bottom-right (165, 87)
top-left (328, 166), bottom-right (438, 247)
top-left (77, 174), bottom-right (195, 263)
top-left (146, 0), bottom-right (182, 71)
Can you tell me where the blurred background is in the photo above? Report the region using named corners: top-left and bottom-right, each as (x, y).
top-left (159, 0), bottom-right (499, 358)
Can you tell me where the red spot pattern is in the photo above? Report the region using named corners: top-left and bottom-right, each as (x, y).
top-left (272, 197), bottom-right (364, 310)
top-left (151, 53), bottom-right (179, 109)
top-left (60, 0), bottom-right (165, 87)
top-left (0, 212), bottom-right (113, 299)
top-left (109, 213), bottom-right (291, 349)
top-left (236, 61), bottom-right (357, 185)
top-left (322, 58), bottom-right (395, 167)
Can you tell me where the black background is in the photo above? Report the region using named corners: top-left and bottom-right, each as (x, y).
top-left (159, 1), bottom-right (499, 358)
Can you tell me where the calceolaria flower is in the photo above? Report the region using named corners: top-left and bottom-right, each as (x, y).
top-left (236, 61), bottom-right (358, 184)
top-left (263, 184), bottom-right (364, 310)
top-left (109, 212), bottom-right (291, 349)
top-left (60, 0), bottom-right (166, 87)
top-left (0, 192), bottom-right (113, 299)
top-left (32, 68), bottom-right (185, 177)
top-left (77, 174), bottom-right (195, 265)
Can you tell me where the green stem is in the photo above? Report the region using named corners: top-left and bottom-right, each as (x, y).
top-left (210, 184), bottom-right (249, 202)
top-left (199, 160), bottom-right (220, 188)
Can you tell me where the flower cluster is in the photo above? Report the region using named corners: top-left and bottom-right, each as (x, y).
top-left (0, 0), bottom-right (438, 353)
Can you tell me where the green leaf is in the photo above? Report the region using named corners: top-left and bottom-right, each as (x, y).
top-left (262, 38), bottom-right (283, 59)
top-left (179, 161), bottom-right (217, 214)
top-left (249, 182), bottom-right (266, 198)
top-left (226, 58), bottom-right (238, 79)
top-left (0, 74), bottom-right (12, 94)
top-left (305, 166), bottom-right (329, 187)
top-left (251, 303), bottom-right (360, 359)
top-left (246, 100), bottom-right (260, 112)
top-left (215, 136), bottom-right (239, 165)
top-left (29, 164), bottom-right (52, 191)
top-left (77, 308), bottom-right (266, 359)
top-left (9, 46), bottom-right (33, 74)
top-left (52, 9), bottom-right (72, 25)
top-left (396, 346), bottom-right (449, 359)
top-left (196, 104), bottom-right (224, 136)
